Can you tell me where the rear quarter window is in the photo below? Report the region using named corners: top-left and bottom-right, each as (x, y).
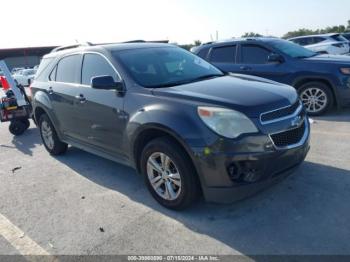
top-left (34, 57), bottom-right (54, 81)
top-left (196, 48), bottom-right (209, 59)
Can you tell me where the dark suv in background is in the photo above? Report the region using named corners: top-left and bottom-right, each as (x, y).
top-left (193, 38), bottom-right (350, 115)
top-left (31, 43), bottom-right (309, 209)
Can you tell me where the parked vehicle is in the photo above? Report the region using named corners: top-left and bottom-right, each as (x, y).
top-left (193, 38), bottom-right (350, 115)
top-left (12, 68), bottom-right (37, 86)
top-left (342, 33), bottom-right (350, 41)
top-left (31, 43), bottom-right (310, 209)
top-left (288, 33), bottom-right (350, 55)
top-left (11, 67), bottom-right (25, 74)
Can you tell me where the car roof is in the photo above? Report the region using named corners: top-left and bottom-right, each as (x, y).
top-left (44, 42), bottom-right (175, 59)
top-left (196, 37), bottom-right (281, 49)
top-left (288, 33), bottom-right (343, 40)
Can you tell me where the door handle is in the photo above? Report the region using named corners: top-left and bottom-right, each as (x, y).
top-left (75, 94), bottom-right (86, 103)
top-left (48, 87), bottom-right (54, 95)
top-left (240, 66), bottom-right (252, 71)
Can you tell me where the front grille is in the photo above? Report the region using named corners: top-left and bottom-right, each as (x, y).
top-left (270, 121), bottom-right (306, 148)
top-left (261, 101), bottom-right (300, 123)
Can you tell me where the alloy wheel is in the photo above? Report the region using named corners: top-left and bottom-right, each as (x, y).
top-left (41, 121), bottom-right (54, 150)
top-left (146, 152), bottom-right (182, 201)
top-left (300, 87), bottom-right (328, 113)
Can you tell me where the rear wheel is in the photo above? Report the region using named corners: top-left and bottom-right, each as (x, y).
top-left (298, 81), bottom-right (333, 116)
top-left (140, 137), bottom-right (200, 210)
top-left (39, 114), bottom-right (67, 155)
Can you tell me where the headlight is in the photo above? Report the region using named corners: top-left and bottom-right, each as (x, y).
top-left (197, 107), bottom-right (258, 138)
top-left (340, 68), bottom-right (350, 75)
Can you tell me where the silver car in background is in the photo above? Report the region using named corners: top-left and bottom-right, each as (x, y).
top-left (288, 33), bottom-right (350, 55)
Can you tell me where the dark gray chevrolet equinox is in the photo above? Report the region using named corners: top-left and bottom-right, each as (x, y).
top-left (31, 43), bottom-right (310, 209)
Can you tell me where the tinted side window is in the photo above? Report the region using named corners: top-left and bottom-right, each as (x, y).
top-left (313, 37), bottom-right (325, 44)
top-left (294, 38), bottom-right (308, 46)
top-left (197, 48), bottom-right (209, 59)
top-left (303, 37), bottom-right (314, 45)
top-left (49, 66), bottom-right (57, 81)
top-left (56, 55), bottom-right (81, 83)
top-left (241, 45), bottom-right (270, 64)
top-left (82, 54), bottom-right (119, 85)
top-left (210, 46), bottom-right (236, 63)
top-left (35, 57), bottom-right (54, 81)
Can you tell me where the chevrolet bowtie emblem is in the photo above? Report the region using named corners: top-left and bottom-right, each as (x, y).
top-left (291, 115), bottom-right (303, 127)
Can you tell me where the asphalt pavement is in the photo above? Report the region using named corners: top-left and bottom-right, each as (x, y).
top-left (0, 109), bottom-right (349, 256)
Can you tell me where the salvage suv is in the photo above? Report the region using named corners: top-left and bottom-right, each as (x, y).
top-left (31, 42), bottom-right (310, 209)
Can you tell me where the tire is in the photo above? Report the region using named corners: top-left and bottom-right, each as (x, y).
top-left (38, 114), bottom-right (67, 155)
top-left (21, 119), bottom-right (30, 130)
top-left (298, 81), bottom-right (334, 116)
top-left (9, 120), bottom-right (27, 136)
top-left (140, 137), bottom-right (200, 210)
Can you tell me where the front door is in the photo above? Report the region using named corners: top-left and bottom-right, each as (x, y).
top-left (236, 44), bottom-right (289, 83)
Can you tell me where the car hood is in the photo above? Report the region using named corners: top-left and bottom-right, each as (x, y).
top-left (152, 74), bottom-right (298, 118)
top-left (304, 54), bottom-right (350, 64)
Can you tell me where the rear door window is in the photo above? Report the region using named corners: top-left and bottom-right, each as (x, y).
top-left (241, 45), bottom-right (271, 64)
top-left (81, 53), bottom-right (119, 85)
top-left (56, 54), bottom-right (82, 84)
top-left (210, 46), bottom-right (236, 63)
top-left (312, 37), bottom-right (325, 44)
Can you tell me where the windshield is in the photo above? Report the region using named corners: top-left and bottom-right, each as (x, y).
top-left (113, 47), bottom-right (223, 88)
top-left (270, 39), bottom-right (317, 58)
top-left (330, 34), bottom-right (348, 42)
top-left (23, 69), bottom-right (36, 76)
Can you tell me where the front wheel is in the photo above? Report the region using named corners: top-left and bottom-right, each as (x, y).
top-left (298, 82), bottom-right (333, 116)
top-left (140, 137), bottom-right (200, 210)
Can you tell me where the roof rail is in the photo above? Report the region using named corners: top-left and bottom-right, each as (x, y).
top-left (122, 40), bottom-right (146, 43)
top-left (50, 42), bottom-right (92, 53)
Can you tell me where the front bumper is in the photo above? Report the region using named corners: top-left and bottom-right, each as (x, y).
top-left (192, 119), bottom-right (310, 203)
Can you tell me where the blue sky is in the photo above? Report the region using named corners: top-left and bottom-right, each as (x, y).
top-left (1, 0), bottom-right (349, 48)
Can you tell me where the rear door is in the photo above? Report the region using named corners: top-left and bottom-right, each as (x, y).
top-left (76, 53), bottom-right (126, 156)
top-left (49, 54), bottom-right (84, 141)
top-left (236, 43), bottom-right (290, 83)
top-left (208, 45), bottom-right (240, 73)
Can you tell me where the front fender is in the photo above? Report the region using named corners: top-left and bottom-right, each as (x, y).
top-left (126, 103), bottom-right (213, 151)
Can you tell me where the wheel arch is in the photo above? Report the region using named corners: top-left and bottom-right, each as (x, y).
top-left (293, 77), bottom-right (338, 106)
top-left (131, 124), bottom-right (204, 190)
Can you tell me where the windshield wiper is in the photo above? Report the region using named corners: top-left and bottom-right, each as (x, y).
top-left (188, 73), bottom-right (224, 82)
top-left (295, 53), bottom-right (318, 59)
top-left (148, 74), bottom-right (224, 88)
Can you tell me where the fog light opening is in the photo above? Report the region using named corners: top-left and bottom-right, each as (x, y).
top-left (242, 169), bottom-right (260, 183)
top-left (227, 163), bottom-right (241, 181)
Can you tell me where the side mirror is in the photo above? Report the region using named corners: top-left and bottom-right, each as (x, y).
top-left (91, 75), bottom-right (124, 92)
top-left (267, 53), bottom-right (284, 63)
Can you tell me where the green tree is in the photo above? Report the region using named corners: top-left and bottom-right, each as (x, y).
top-left (242, 32), bottom-right (263, 38)
top-left (283, 20), bottom-right (350, 38)
top-left (194, 40), bottom-right (202, 46)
